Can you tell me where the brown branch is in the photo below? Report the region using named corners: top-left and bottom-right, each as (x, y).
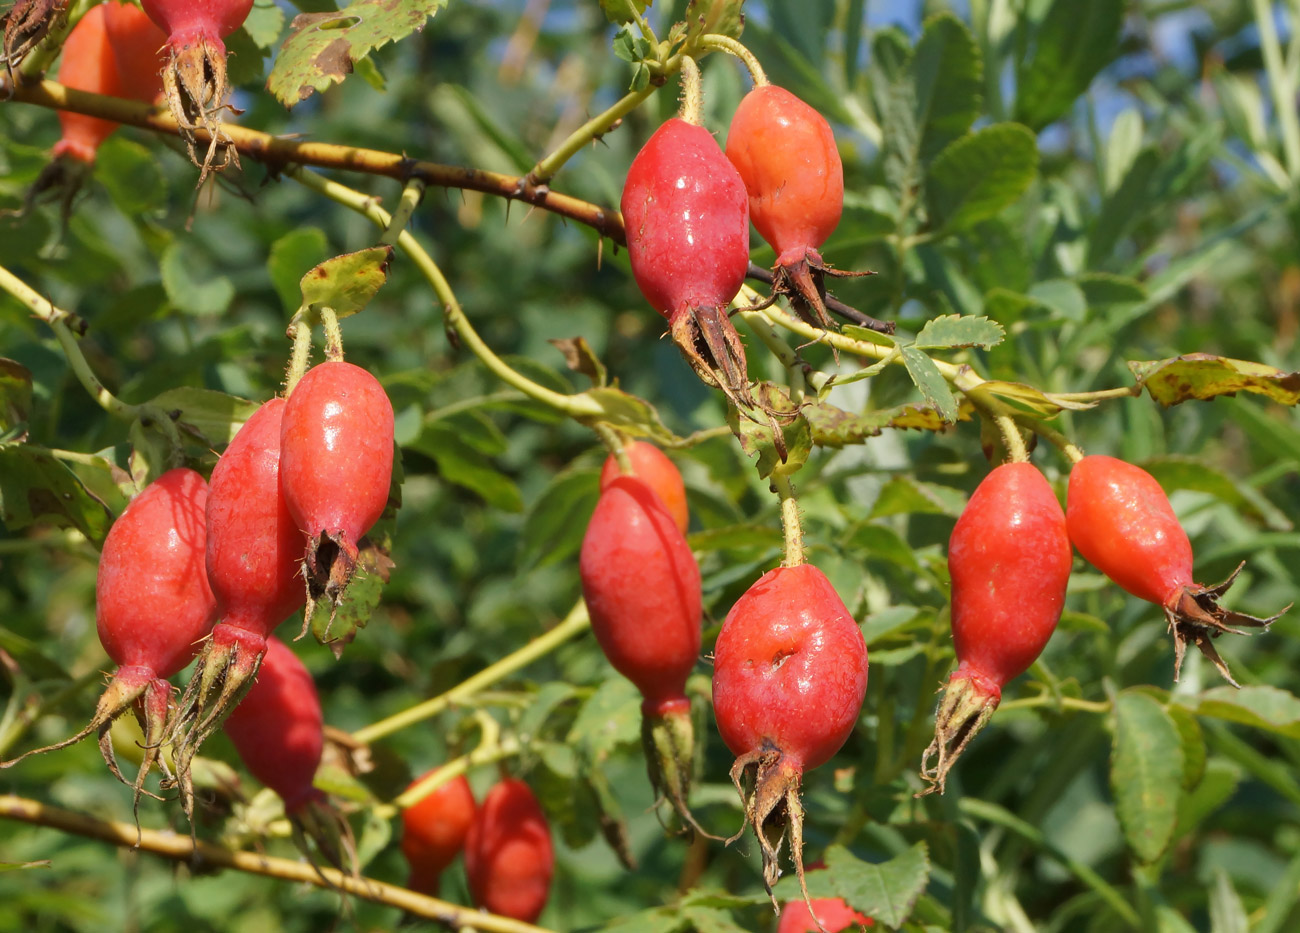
top-left (0, 794), bottom-right (555, 933)
top-left (0, 77), bottom-right (627, 243)
top-left (1, 77), bottom-right (892, 332)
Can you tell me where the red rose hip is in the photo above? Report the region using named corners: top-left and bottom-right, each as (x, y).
top-left (464, 779), bottom-right (554, 923)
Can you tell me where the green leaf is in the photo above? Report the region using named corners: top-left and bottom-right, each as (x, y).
top-left (727, 383), bottom-right (812, 479)
top-left (0, 861), bottom-right (49, 872)
top-left (683, 0), bottom-right (745, 43)
top-left (871, 29), bottom-right (921, 204)
top-left (772, 843), bottom-right (931, 928)
top-left (160, 241), bottom-right (235, 317)
top-left (913, 314), bottom-right (1004, 350)
top-left (1027, 279), bottom-right (1087, 323)
top-left (0, 358), bottom-right (33, 439)
top-left (1129, 354), bottom-right (1300, 408)
top-left (307, 539), bottom-right (393, 657)
top-left (1013, 0), bottom-right (1123, 131)
top-left (292, 246), bottom-right (394, 324)
top-left (925, 124), bottom-right (1039, 233)
top-left (1111, 690), bottom-right (1184, 863)
top-left (900, 347), bottom-right (957, 422)
top-left (680, 907), bottom-right (749, 933)
top-left (596, 908), bottom-right (685, 933)
top-left (579, 387), bottom-right (681, 445)
top-left (242, 0), bottom-right (286, 48)
top-left (518, 468), bottom-right (600, 571)
top-left (410, 423), bottom-right (523, 512)
top-left (268, 228), bottom-right (330, 314)
top-left (981, 379), bottom-right (1096, 415)
top-left (869, 475), bottom-right (965, 519)
top-left (0, 444), bottom-right (113, 545)
top-left (1166, 702), bottom-right (1207, 791)
top-left (1192, 685), bottom-right (1300, 739)
top-left (0, 626), bottom-right (72, 682)
top-left (149, 387), bottom-right (260, 447)
top-left (912, 13), bottom-right (983, 162)
top-left (549, 336), bottom-right (607, 387)
top-left (268, 0), bottom-right (449, 107)
top-left (567, 677), bottom-right (641, 763)
top-left (95, 137), bottom-right (166, 216)
top-left (1142, 455), bottom-right (1290, 531)
top-left (1209, 868), bottom-right (1249, 933)
top-left (600, 1), bottom-right (647, 26)
top-left (1087, 148), bottom-right (1159, 267)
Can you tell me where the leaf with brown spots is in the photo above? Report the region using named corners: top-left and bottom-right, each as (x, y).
top-left (267, 0), bottom-right (448, 108)
top-left (1129, 354), bottom-right (1300, 408)
top-left (289, 246), bottom-right (393, 326)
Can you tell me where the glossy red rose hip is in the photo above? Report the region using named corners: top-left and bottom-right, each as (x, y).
top-left (464, 779), bottom-right (554, 923)
top-left (921, 462), bottom-right (1071, 795)
top-left (401, 770), bottom-right (477, 896)
top-left (599, 440), bottom-right (689, 534)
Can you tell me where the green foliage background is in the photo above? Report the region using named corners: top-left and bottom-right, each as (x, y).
top-left (2, 0), bottom-right (1300, 930)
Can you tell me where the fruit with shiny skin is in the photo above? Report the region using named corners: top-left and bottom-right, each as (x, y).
top-left (725, 84), bottom-right (847, 326)
top-left (920, 461), bottom-right (1072, 795)
top-left (725, 85), bottom-right (843, 265)
top-left (580, 476), bottom-right (701, 709)
top-left (0, 468), bottom-right (218, 801)
top-left (169, 398), bottom-right (305, 818)
top-left (401, 770), bottom-right (477, 896)
top-left (712, 563), bottom-right (868, 905)
top-left (580, 474), bottom-right (704, 830)
top-left (1065, 454), bottom-right (1288, 684)
top-left (279, 360), bottom-right (394, 620)
top-left (51, 4), bottom-right (124, 164)
top-left (102, 1), bottom-right (168, 106)
top-left (599, 440), bottom-right (689, 534)
top-left (464, 779), bottom-right (553, 923)
top-left (222, 637), bottom-right (323, 814)
top-left (621, 117), bottom-right (754, 409)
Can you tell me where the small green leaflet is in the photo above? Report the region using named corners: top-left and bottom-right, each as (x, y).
top-left (291, 246), bottom-right (393, 327)
top-left (268, 0), bottom-right (448, 107)
top-left (913, 314), bottom-right (1004, 350)
top-left (901, 347), bottom-right (958, 423)
top-left (1110, 690), bottom-right (1183, 863)
top-left (770, 842), bottom-right (931, 928)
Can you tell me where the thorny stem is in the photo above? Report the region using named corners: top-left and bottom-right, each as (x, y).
top-left (0, 795), bottom-right (556, 933)
top-left (351, 600), bottom-right (590, 745)
top-left (593, 423), bottom-right (633, 474)
top-left (771, 473), bottom-right (805, 568)
top-left (0, 79), bottom-right (628, 243)
top-left (378, 178), bottom-right (426, 248)
top-left (320, 307), bottom-right (344, 362)
top-left (286, 166), bottom-right (605, 420)
top-left (678, 56), bottom-right (703, 125)
top-left (284, 321), bottom-right (312, 396)
top-left (697, 35), bottom-right (767, 86)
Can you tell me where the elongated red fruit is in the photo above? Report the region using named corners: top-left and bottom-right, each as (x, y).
top-left (223, 637), bottom-right (322, 814)
top-left (712, 563), bottom-right (868, 906)
top-left (1, 469), bottom-right (217, 807)
top-left (920, 462), bottom-right (1071, 795)
top-left (726, 84), bottom-right (851, 327)
top-left (102, 0), bottom-right (169, 105)
top-left (621, 117), bottom-right (753, 410)
top-left (598, 440), bottom-right (689, 534)
top-left (52, 4), bottom-right (124, 165)
top-left (464, 778), bottom-right (554, 923)
top-left (580, 475), bottom-right (703, 831)
top-left (170, 398), bottom-right (305, 818)
top-left (140, 0), bottom-right (253, 178)
top-left (280, 360), bottom-right (394, 625)
top-left (1066, 455), bottom-right (1288, 684)
top-left (401, 770), bottom-right (477, 896)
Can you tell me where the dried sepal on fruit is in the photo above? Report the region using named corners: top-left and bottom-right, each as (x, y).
top-left (223, 637), bottom-right (357, 873)
top-left (167, 397), bottom-right (306, 820)
top-left (1065, 454), bottom-right (1290, 685)
top-left (919, 462), bottom-right (1072, 795)
top-left (712, 563), bottom-right (868, 913)
top-left (0, 468), bottom-right (218, 818)
top-left (140, 0), bottom-right (253, 181)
